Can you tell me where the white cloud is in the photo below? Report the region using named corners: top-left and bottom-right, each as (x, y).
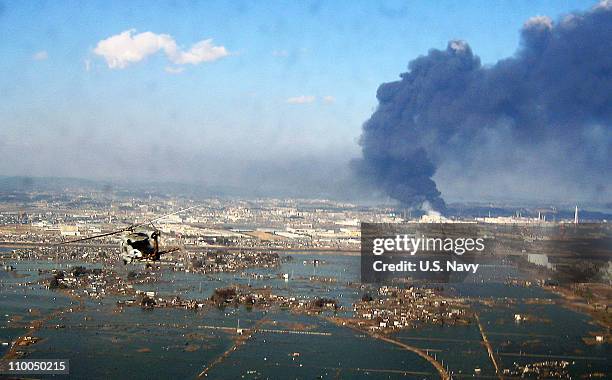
top-left (94, 29), bottom-right (229, 69)
top-left (322, 95), bottom-right (336, 104)
top-left (94, 30), bottom-right (173, 69)
top-left (286, 95), bottom-right (316, 104)
top-left (33, 51), bottom-right (48, 60)
top-left (169, 39), bottom-right (229, 65)
top-left (164, 66), bottom-right (185, 74)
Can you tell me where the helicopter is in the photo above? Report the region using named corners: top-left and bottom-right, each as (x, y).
top-left (58, 205), bottom-right (199, 265)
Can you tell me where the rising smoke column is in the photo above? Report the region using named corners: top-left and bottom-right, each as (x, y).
top-left (355, 1), bottom-right (612, 210)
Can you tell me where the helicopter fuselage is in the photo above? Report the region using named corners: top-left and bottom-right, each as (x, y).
top-left (120, 230), bottom-right (160, 264)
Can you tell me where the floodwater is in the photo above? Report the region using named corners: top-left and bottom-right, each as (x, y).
top-left (1, 248), bottom-right (610, 379)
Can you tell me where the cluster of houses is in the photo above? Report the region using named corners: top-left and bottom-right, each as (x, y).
top-left (505, 360), bottom-right (573, 379)
top-left (352, 285), bottom-right (468, 332)
top-left (44, 266), bottom-right (159, 301)
top-left (208, 285), bottom-right (339, 313)
top-left (184, 250), bottom-right (281, 274)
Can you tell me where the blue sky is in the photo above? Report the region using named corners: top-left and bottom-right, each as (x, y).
top-left (0, 0), bottom-right (599, 197)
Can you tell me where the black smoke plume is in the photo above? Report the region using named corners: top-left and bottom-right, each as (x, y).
top-left (354, 2), bottom-right (612, 211)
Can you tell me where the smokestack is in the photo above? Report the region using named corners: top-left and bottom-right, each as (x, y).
top-left (574, 206), bottom-right (579, 224)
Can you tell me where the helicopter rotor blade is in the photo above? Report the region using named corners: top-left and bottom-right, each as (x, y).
top-left (55, 205), bottom-right (201, 245)
top-left (56, 228), bottom-right (129, 245)
top-left (144, 205), bottom-right (201, 225)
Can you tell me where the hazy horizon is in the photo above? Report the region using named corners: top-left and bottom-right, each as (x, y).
top-left (1, 0), bottom-right (609, 206)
